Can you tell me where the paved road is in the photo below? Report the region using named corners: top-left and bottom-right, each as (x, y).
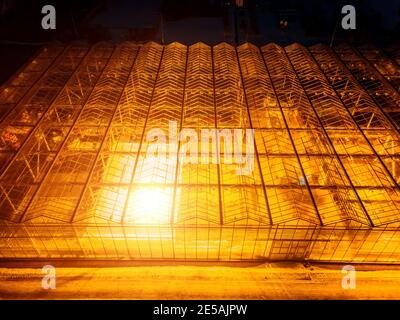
top-left (0, 262), bottom-right (400, 299)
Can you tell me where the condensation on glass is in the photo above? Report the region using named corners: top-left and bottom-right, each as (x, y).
top-left (0, 41), bottom-right (400, 263)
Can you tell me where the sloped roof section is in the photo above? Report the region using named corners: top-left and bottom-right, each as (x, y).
top-left (0, 41), bottom-right (399, 229)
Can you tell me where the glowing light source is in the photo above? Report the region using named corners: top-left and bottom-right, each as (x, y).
top-left (126, 187), bottom-right (173, 225)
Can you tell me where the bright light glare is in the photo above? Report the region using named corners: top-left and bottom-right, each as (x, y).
top-left (94, 144), bottom-right (179, 224)
top-left (124, 152), bottom-right (178, 224)
top-left (127, 187), bottom-right (173, 224)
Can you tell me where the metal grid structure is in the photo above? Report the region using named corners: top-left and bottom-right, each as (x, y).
top-left (0, 41), bottom-right (400, 263)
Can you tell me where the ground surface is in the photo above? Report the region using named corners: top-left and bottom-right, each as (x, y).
top-left (0, 261), bottom-right (400, 299)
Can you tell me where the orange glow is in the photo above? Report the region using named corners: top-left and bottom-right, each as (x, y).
top-left (0, 42), bottom-right (399, 263)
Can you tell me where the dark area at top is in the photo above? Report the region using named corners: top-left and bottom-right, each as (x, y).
top-left (0, 0), bottom-right (399, 84)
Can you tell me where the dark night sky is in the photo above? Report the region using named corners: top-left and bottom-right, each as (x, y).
top-left (0, 0), bottom-right (398, 84)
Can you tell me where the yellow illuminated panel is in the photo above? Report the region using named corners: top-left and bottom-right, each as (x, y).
top-left (0, 41), bottom-right (399, 263)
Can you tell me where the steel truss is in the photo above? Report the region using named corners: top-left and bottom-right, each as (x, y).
top-left (0, 42), bottom-right (400, 263)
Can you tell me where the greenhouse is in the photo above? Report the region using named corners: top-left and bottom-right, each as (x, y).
top-left (0, 41), bottom-right (399, 263)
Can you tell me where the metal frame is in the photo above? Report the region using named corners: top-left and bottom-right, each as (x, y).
top-left (1, 42), bottom-right (400, 263)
